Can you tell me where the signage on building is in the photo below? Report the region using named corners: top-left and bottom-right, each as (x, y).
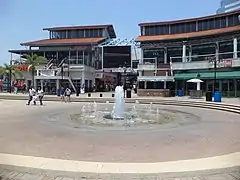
top-left (95, 73), bottom-right (103, 78)
top-left (209, 59), bottom-right (232, 67)
top-left (103, 68), bottom-right (136, 73)
top-left (16, 65), bottom-right (29, 71)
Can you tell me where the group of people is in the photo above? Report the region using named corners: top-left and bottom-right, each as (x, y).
top-left (26, 86), bottom-right (72, 105)
top-left (26, 87), bottom-right (44, 106)
top-left (60, 87), bottom-right (72, 102)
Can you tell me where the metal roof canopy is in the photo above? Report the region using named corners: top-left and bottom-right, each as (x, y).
top-left (98, 38), bottom-right (138, 47)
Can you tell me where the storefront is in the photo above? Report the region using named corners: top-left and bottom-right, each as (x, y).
top-left (174, 70), bottom-right (240, 97)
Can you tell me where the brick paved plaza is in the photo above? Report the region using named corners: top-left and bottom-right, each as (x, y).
top-left (0, 99), bottom-right (239, 179)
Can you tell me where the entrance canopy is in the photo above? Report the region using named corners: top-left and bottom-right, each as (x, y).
top-left (174, 71), bottom-right (240, 79)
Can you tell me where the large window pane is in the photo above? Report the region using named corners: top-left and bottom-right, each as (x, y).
top-left (143, 49), bottom-right (164, 63)
top-left (77, 30), bottom-right (84, 38)
top-left (228, 14), bottom-right (240, 27)
top-left (192, 43), bottom-right (216, 61)
top-left (167, 47), bottom-right (183, 62)
top-left (219, 40), bottom-right (233, 59)
top-left (186, 22), bottom-right (196, 33)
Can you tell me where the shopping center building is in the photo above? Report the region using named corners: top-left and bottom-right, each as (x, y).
top-left (7, 10), bottom-right (240, 97)
top-left (8, 25), bottom-right (138, 93)
top-left (136, 10), bottom-right (240, 97)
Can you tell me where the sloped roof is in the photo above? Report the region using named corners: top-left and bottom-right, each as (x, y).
top-left (136, 26), bottom-right (240, 42)
top-left (21, 37), bottom-right (107, 46)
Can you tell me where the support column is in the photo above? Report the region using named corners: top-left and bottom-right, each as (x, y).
top-left (189, 45), bottom-right (192, 62)
top-left (164, 81), bottom-right (167, 89)
top-left (81, 71), bottom-right (85, 87)
top-left (56, 79), bottom-right (60, 89)
top-left (216, 42), bottom-right (219, 62)
top-left (164, 47), bottom-right (167, 64)
top-left (234, 79), bottom-right (237, 97)
top-left (40, 80), bottom-right (44, 90)
top-left (144, 81), bottom-right (147, 89)
top-left (182, 44), bottom-right (186, 62)
top-left (233, 38), bottom-right (238, 59)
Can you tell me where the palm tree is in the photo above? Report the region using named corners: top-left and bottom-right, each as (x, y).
top-left (0, 63), bottom-right (22, 92)
top-left (21, 54), bottom-right (47, 87)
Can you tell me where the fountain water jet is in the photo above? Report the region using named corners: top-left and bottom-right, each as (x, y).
top-left (111, 85), bottom-right (125, 120)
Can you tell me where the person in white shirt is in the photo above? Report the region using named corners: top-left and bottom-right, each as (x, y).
top-left (64, 88), bottom-right (71, 102)
top-left (26, 86), bottom-right (36, 105)
top-left (37, 87), bottom-right (44, 105)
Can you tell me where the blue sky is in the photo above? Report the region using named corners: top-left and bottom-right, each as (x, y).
top-left (0, 0), bottom-right (221, 64)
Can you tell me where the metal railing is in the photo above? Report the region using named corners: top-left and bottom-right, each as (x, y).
top-left (170, 51), bottom-right (239, 63)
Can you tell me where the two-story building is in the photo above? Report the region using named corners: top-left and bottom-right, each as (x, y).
top-left (9, 24), bottom-right (116, 93)
top-left (136, 10), bottom-right (240, 97)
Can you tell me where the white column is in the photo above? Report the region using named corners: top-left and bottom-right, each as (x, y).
top-left (216, 42), bottom-right (219, 62)
top-left (233, 38), bottom-right (238, 59)
top-left (40, 80), bottom-right (44, 90)
top-left (182, 44), bottom-right (186, 62)
top-left (164, 47), bottom-right (167, 64)
top-left (56, 79), bottom-right (60, 89)
top-left (81, 71), bottom-right (85, 87)
top-left (189, 45), bottom-right (192, 62)
top-left (164, 81), bottom-right (167, 89)
top-left (144, 81), bottom-right (147, 89)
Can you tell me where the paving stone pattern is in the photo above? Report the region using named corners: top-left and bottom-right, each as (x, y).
top-left (0, 167), bottom-right (240, 180)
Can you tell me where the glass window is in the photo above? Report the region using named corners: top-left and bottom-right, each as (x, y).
top-left (85, 30), bottom-right (91, 38)
top-left (68, 30), bottom-right (78, 38)
top-left (143, 49), bottom-right (165, 64)
top-left (215, 18), bottom-right (221, 29)
top-left (160, 25), bottom-right (169, 34)
top-left (228, 14), bottom-right (240, 27)
top-left (77, 30), bottom-right (84, 38)
top-left (89, 29), bottom-right (94, 37)
top-left (191, 43), bottom-right (216, 61)
top-left (197, 21), bottom-right (204, 31)
top-left (220, 17), bottom-right (226, 28)
top-left (202, 20), bottom-right (210, 30)
top-left (145, 26), bottom-right (150, 36)
top-left (186, 22), bottom-right (196, 33)
top-left (149, 26), bottom-right (155, 35)
top-left (208, 19), bottom-right (215, 30)
top-left (167, 47), bottom-right (182, 63)
top-left (219, 40), bottom-right (233, 59)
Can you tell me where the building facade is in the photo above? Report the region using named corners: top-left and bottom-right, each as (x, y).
top-left (136, 10), bottom-right (240, 97)
top-left (217, 0), bottom-right (240, 13)
top-left (9, 25), bottom-right (117, 93)
top-left (8, 25), bottom-right (139, 93)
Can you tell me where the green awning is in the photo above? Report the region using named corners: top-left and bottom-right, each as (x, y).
top-left (174, 71), bottom-right (240, 80)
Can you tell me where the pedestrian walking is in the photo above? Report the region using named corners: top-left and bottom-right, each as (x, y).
top-left (65, 88), bottom-right (71, 102)
top-left (26, 86), bottom-right (36, 105)
top-left (60, 87), bottom-right (65, 102)
top-left (37, 87), bottom-right (44, 105)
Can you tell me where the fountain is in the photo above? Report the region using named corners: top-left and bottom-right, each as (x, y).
top-left (111, 85), bottom-right (125, 120)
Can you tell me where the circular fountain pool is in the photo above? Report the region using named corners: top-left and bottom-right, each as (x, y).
top-left (48, 102), bottom-right (201, 131)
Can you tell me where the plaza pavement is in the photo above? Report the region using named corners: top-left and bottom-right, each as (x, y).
top-left (0, 98), bottom-right (240, 179)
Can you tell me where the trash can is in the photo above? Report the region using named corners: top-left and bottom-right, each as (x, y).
top-left (100, 93), bottom-right (103, 97)
top-left (214, 91), bottom-right (222, 102)
top-left (56, 89), bottom-right (60, 97)
top-left (206, 91), bottom-right (212, 102)
top-left (76, 89), bottom-right (79, 97)
top-left (177, 90), bottom-right (183, 97)
top-left (126, 89), bottom-right (131, 98)
top-left (88, 93), bottom-right (91, 97)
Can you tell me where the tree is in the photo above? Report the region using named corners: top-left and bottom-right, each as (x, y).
top-left (0, 63), bottom-right (22, 92)
top-left (21, 54), bottom-right (47, 87)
